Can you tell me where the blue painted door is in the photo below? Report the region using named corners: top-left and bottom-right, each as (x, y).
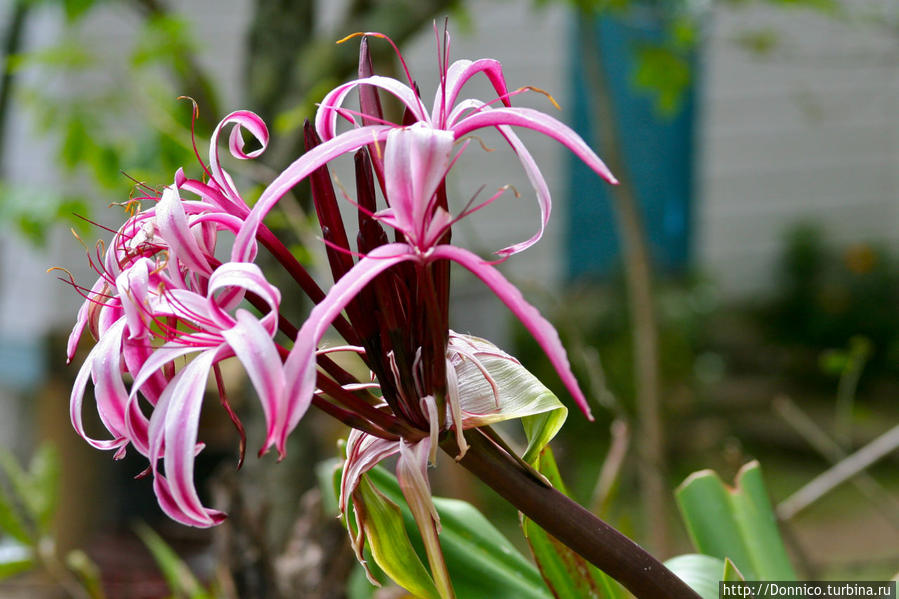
top-left (567, 12), bottom-right (697, 280)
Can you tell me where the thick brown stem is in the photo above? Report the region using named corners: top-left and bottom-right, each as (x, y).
top-left (443, 430), bottom-right (700, 599)
top-left (578, 14), bottom-right (669, 554)
top-left (0, 0), bottom-right (28, 171)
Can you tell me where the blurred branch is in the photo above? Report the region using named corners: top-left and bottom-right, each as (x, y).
top-left (0, 0), bottom-right (29, 171)
top-left (590, 418), bottom-right (630, 516)
top-left (773, 395), bottom-right (899, 530)
top-left (130, 0), bottom-right (221, 130)
top-left (578, 13), bottom-right (668, 554)
top-left (777, 422), bottom-right (899, 520)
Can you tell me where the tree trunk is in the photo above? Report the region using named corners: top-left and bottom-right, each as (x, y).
top-left (577, 14), bottom-right (669, 555)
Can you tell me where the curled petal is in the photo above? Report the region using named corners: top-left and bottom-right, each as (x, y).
top-left (69, 320), bottom-right (129, 452)
top-left (155, 289), bottom-right (223, 332)
top-left (316, 75), bottom-right (428, 141)
top-left (396, 439), bottom-right (439, 531)
top-left (396, 438), bottom-right (454, 598)
top-left (89, 318), bottom-right (131, 440)
top-left (340, 429), bottom-right (400, 514)
top-left (220, 310), bottom-right (285, 456)
top-left (444, 358), bottom-right (467, 458)
top-left (430, 244), bottom-right (592, 420)
top-left (97, 298), bottom-right (124, 337)
top-left (452, 106), bottom-right (617, 185)
top-left (232, 125), bottom-right (393, 263)
top-left (433, 58), bottom-right (510, 125)
top-left (115, 258), bottom-right (153, 340)
top-left (492, 123), bottom-right (551, 257)
top-left (208, 110), bottom-right (269, 207)
top-left (153, 473), bottom-right (226, 528)
top-left (67, 277), bottom-right (108, 362)
top-left (156, 348), bottom-right (226, 527)
top-left (207, 262), bottom-right (281, 333)
top-left (178, 174), bottom-right (249, 219)
top-left (126, 345), bottom-right (210, 459)
top-left (130, 343), bottom-right (203, 404)
top-left (383, 125), bottom-right (454, 246)
top-left (122, 337), bottom-right (166, 406)
top-left (125, 392), bottom-right (152, 457)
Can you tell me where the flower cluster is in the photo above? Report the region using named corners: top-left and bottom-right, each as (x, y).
top-left (65, 27), bottom-right (615, 582)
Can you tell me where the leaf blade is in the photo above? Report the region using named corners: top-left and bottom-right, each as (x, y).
top-left (520, 447), bottom-right (625, 599)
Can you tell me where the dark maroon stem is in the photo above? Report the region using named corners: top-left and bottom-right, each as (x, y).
top-left (443, 430), bottom-right (701, 599)
top-left (316, 375), bottom-right (419, 440)
top-left (309, 395), bottom-right (394, 440)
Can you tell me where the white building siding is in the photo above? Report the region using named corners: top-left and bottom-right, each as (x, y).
top-left (697, 1), bottom-right (899, 298)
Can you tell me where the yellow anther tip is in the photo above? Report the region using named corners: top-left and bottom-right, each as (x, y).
top-left (522, 86), bottom-right (562, 111)
top-left (336, 32), bottom-right (365, 44)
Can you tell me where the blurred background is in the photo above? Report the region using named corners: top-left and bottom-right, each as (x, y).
top-left (0, 0), bottom-right (896, 597)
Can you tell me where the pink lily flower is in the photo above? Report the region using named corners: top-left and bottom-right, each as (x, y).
top-left (281, 124), bottom-right (596, 447)
top-left (232, 29), bottom-right (615, 262)
top-left (67, 178), bottom-right (286, 527)
top-left (226, 30), bottom-right (615, 454)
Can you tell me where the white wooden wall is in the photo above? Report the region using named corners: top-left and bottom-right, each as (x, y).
top-left (697, 0), bottom-right (899, 298)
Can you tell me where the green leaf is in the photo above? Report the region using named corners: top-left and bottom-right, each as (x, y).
top-left (632, 44), bottom-right (691, 116)
top-left (66, 550), bottom-right (106, 599)
top-left (0, 447), bottom-right (58, 533)
top-left (675, 461), bottom-right (796, 581)
top-left (7, 39), bottom-right (95, 73)
top-left (0, 486), bottom-right (32, 545)
top-left (0, 541), bottom-right (33, 580)
top-left (355, 476), bottom-right (441, 599)
top-left (62, 0), bottom-right (96, 21)
top-left (521, 408), bottom-right (568, 465)
top-left (61, 116), bottom-right (90, 169)
top-left (0, 453), bottom-right (32, 513)
top-left (28, 445), bottom-right (60, 534)
top-left (330, 461), bottom-right (551, 599)
top-left (450, 334), bottom-right (568, 464)
top-left (722, 558), bottom-right (746, 582)
top-left (521, 447), bottom-right (625, 599)
top-left (132, 15), bottom-right (196, 68)
top-left (134, 523), bottom-right (211, 599)
top-left (664, 554), bottom-right (725, 599)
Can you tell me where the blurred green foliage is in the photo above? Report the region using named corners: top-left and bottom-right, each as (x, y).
top-left (0, 443), bottom-right (107, 597)
top-left (0, 181), bottom-right (90, 245)
top-left (764, 223), bottom-right (899, 378)
top-left (1, 0), bottom-right (214, 246)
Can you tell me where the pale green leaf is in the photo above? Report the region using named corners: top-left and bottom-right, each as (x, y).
top-left (355, 476), bottom-right (441, 599)
top-left (28, 445), bottom-right (59, 534)
top-left (451, 334), bottom-right (567, 464)
top-left (0, 445), bottom-right (59, 535)
top-left (664, 554), bottom-right (725, 599)
top-left (0, 486), bottom-right (32, 545)
top-left (521, 447), bottom-right (625, 599)
top-left (722, 558), bottom-right (746, 582)
top-left (134, 523), bottom-right (211, 599)
top-left (66, 550), bottom-right (106, 599)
